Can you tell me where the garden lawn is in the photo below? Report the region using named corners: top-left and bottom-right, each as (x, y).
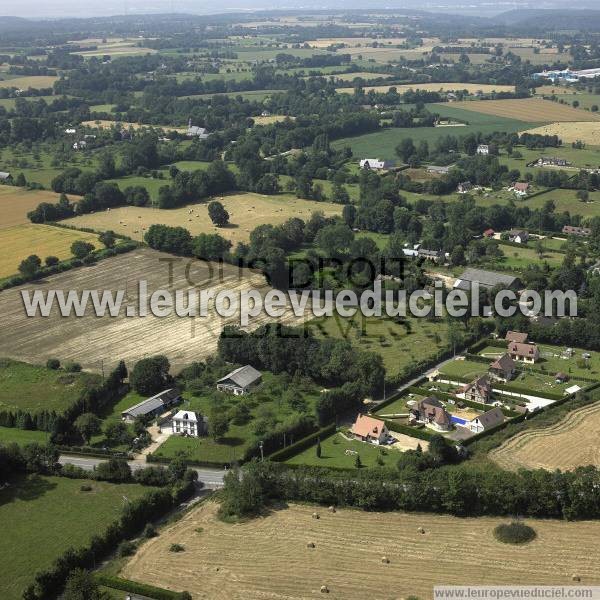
top-left (0, 474), bottom-right (153, 600)
top-left (307, 314), bottom-right (450, 376)
top-left (286, 431), bottom-right (399, 468)
top-left (0, 359), bottom-right (99, 414)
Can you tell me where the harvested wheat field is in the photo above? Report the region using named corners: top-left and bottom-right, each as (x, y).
top-left (0, 187), bottom-right (78, 228)
top-left (252, 115), bottom-right (295, 125)
top-left (121, 501), bottom-right (600, 600)
top-left (0, 224), bottom-right (99, 278)
top-left (520, 122), bottom-right (600, 146)
top-left (0, 247), bottom-right (308, 372)
top-left (447, 98), bottom-right (600, 123)
top-left (0, 75), bottom-right (58, 89)
top-left (66, 192), bottom-right (342, 244)
top-left (336, 82), bottom-right (515, 95)
top-left (81, 120), bottom-right (187, 132)
top-left (490, 401), bottom-right (600, 472)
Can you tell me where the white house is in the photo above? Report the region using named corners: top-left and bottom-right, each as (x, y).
top-left (186, 119), bottom-right (209, 139)
top-left (468, 407), bottom-right (504, 434)
top-left (350, 414), bottom-right (389, 445)
top-left (72, 140), bottom-right (87, 150)
top-left (477, 144), bottom-right (489, 155)
top-left (171, 411), bottom-right (207, 437)
top-left (359, 158), bottom-right (392, 171)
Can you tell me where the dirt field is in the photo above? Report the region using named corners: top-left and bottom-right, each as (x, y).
top-left (66, 192), bottom-right (342, 245)
top-left (120, 501), bottom-right (600, 600)
top-left (252, 115), bottom-right (295, 125)
top-left (0, 187), bottom-right (76, 228)
top-left (447, 98), bottom-right (600, 123)
top-left (336, 82), bottom-right (515, 94)
top-left (0, 247), bottom-right (308, 372)
top-left (81, 120), bottom-right (187, 132)
top-left (490, 401), bottom-right (600, 472)
top-left (0, 76), bottom-right (58, 89)
top-left (0, 224), bottom-right (99, 278)
top-left (520, 122), bottom-right (600, 146)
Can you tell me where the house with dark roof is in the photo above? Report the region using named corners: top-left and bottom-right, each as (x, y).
top-left (410, 397), bottom-right (452, 432)
top-left (468, 407), bottom-right (504, 434)
top-left (0, 171), bottom-right (12, 182)
top-left (489, 354), bottom-right (516, 382)
top-left (457, 181), bottom-right (473, 194)
top-left (216, 365), bottom-right (262, 395)
top-left (122, 389), bottom-right (181, 423)
top-left (454, 268), bottom-right (520, 292)
top-left (350, 414), bottom-right (389, 445)
top-left (483, 228), bottom-right (495, 238)
top-left (505, 331), bottom-right (528, 344)
top-left (417, 248), bottom-right (444, 263)
top-left (508, 342), bottom-right (540, 364)
top-left (460, 375), bottom-right (493, 404)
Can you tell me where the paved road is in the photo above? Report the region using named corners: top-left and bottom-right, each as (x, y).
top-left (58, 454), bottom-right (226, 488)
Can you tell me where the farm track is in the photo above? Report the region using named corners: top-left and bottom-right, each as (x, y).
top-left (490, 400), bottom-right (600, 471)
top-left (121, 501), bottom-right (600, 600)
top-left (0, 248), bottom-right (309, 372)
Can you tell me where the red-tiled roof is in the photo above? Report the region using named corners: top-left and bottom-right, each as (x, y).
top-left (505, 331), bottom-right (528, 344)
top-left (351, 414), bottom-right (386, 440)
top-left (509, 342), bottom-right (540, 359)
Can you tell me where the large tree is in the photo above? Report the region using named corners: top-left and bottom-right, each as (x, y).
top-left (208, 200), bottom-right (230, 227)
top-left (130, 355), bottom-right (172, 395)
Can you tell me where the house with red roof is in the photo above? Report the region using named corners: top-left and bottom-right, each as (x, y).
top-left (350, 414), bottom-right (389, 445)
top-left (508, 342), bottom-right (540, 364)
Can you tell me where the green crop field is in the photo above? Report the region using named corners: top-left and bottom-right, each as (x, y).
top-left (0, 474), bottom-right (153, 600)
top-left (306, 314), bottom-right (450, 376)
top-left (0, 358), bottom-right (99, 414)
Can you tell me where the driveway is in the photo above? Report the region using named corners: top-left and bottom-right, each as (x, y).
top-left (134, 424), bottom-right (172, 459)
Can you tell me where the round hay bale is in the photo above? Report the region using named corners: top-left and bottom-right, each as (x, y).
top-left (381, 556), bottom-right (389, 564)
top-left (328, 506), bottom-right (336, 513)
top-left (418, 527), bottom-right (425, 534)
top-left (307, 542), bottom-right (316, 548)
top-left (320, 585), bottom-right (329, 594)
top-left (572, 575), bottom-right (581, 582)
top-left (312, 512), bottom-right (320, 520)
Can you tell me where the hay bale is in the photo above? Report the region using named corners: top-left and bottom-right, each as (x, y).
top-left (381, 556), bottom-right (389, 564)
top-left (307, 542), bottom-right (316, 548)
top-left (572, 575), bottom-right (581, 582)
top-left (418, 527), bottom-right (425, 534)
top-left (320, 585), bottom-right (329, 594)
top-left (312, 512), bottom-right (320, 520)
top-left (328, 506), bottom-right (336, 513)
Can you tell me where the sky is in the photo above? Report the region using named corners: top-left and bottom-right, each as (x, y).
top-left (0, 0), bottom-right (597, 19)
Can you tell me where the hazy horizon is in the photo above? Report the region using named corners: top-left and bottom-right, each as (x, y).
top-left (1, 0), bottom-right (599, 20)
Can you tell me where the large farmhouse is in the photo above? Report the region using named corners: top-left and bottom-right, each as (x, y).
top-left (350, 414), bottom-right (389, 445)
top-left (171, 410), bottom-right (208, 437)
top-left (460, 375), bottom-right (493, 404)
top-left (122, 389), bottom-right (181, 423)
top-left (489, 354), bottom-right (516, 382)
top-left (216, 365), bottom-right (262, 395)
top-left (454, 268), bottom-right (520, 292)
top-left (508, 342), bottom-right (540, 364)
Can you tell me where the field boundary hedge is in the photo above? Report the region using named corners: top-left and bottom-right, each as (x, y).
top-left (269, 423), bottom-right (336, 462)
top-left (94, 574), bottom-right (191, 600)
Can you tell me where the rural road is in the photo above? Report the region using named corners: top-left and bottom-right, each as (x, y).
top-left (58, 454), bottom-right (226, 488)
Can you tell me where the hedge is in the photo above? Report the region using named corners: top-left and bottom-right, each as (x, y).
top-left (146, 454), bottom-right (231, 469)
top-left (269, 423), bottom-right (337, 462)
top-left (383, 419), bottom-right (436, 441)
top-left (94, 575), bottom-right (191, 600)
top-left (57, 446), bottom-right (132, 460)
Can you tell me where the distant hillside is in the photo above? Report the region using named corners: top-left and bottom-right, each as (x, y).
top-left (493, 9), bottom-right (600, 30)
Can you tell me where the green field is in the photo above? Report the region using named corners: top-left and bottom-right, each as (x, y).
top-left (332, 108), bottom-right (538, 161)
top-left (306, 314), bottom-right (450, 376)
top-left (153, 374), bottom-right (321, 464)
top-left (491, 242), bottom-right (564, 270)
top-left (0, 474), bottom-right (153, 600)
top-left (285, 430), bottom-right (399, 469)
top-left (0, 359), bottom-right (99, 414)
top-left (181, 89), bottom-right (284, 101)
top-left (0, 426), bottom-right (48, 445)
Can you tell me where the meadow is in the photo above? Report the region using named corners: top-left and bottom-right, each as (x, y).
top-left (0, 474), bottom-right (152, 600)
top-left (336, 82), bottom-right (516, 95)
top-left (0, 75), bottom-right (57, 89)
top-left (520, 122), bottom-right (600, 146)
top-left (0, 224), bottom-right (99, 278)
top-left (119, 500), bottom-right (600, 600)
top-left (307, 314), bottom-right (450, 376)
top-left (67, 192), bottom-right (343, 245)
top-left (0, 425), bottom-right (47, 445)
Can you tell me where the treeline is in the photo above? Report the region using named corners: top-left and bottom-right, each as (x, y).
top-left (218, 324), bottom-right (385, 425)
top-left (238, 459), bottom-right (600, 521)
